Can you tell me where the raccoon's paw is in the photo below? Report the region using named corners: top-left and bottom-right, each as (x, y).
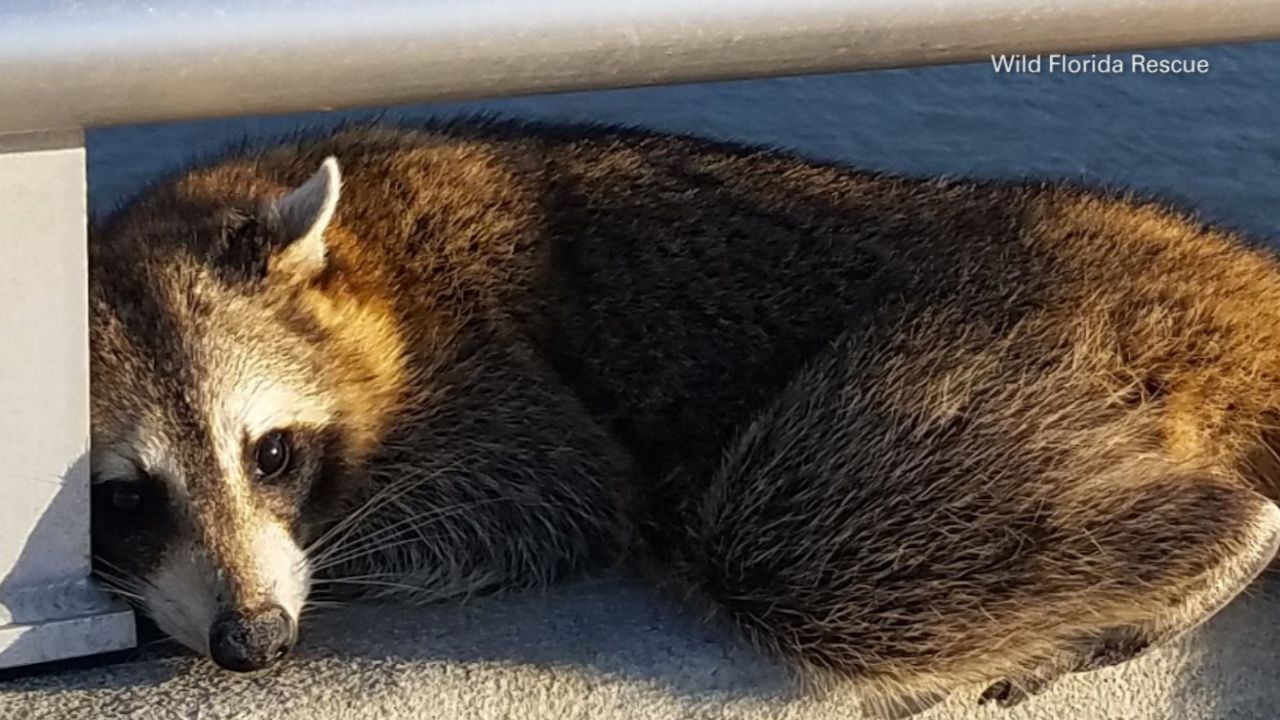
top-left (1072, 626), bottom-right (1155, 671)
top-left (978, 626), bottom-right (1155, 709)
top-left (979, 491), bottom-right (1280, 711)
top-left (978, 676), bottom-right (1049, 709)
top-left (951, 624), bottom-right (1162, 711)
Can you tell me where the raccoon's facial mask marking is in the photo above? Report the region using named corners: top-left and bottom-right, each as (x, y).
top-left (91, 457), bottom-right (175, 594)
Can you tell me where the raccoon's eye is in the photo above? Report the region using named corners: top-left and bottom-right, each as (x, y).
top-left (111, 484), bottom-right (142, 512)
top-left (253, 431), bottom-right (293, 480)
top-left (92, 480), bottom-right (144, 514)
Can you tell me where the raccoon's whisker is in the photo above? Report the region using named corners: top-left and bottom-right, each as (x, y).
top-left (313, 572), bottom-right (417, 583)
top-left (306, 496), bottom-right (506, 570)
top-left (299, 602), bottom-right (346, 620)
top-left (302, 481), bottom-right (419, 557)
top-left (101, 585), bottom-right (146, 602)
top-left (91, 569), bottom-right (148, 602)
top-left (92, 568), bottom-right (145, 591)
top-left (308, 522), bottom-right (460, 573)
top-left (387, 495), bottom-right (435, 550)
top-left (341, 461), bottom-right (468, 517)
top-left (308, 532), bottom-right (452, 572)
top-left (93, 556), bottom-right (124, 571)
top-left (92, 566), bottom-right (135, 584)
top-left (94, 560), bottom-right (158, 591)
top-left (303, 462), bottom-right (468, 557)
top-left (306, 496), bottom-right (422, 563)
top-left (93, 555), bottom-right (137, 575)
top-left (92, 556), bottom-right (161, 596)
top-left (303, 486), bottom-right (394, 556)
top-left (95, 578), bottom-right (146, 601)
top-left (324, 496), bottom-right (501, 553)
top-left (134, 633), bottom-right (184, 654)
top-left (303, 598), bottom-right (349, 609)
top-left (10, 467), bottom-right (74, 488)
top-left (308, 511), bottom-right (502, 575)
top-left (310, 576), bottom-right (431, 594)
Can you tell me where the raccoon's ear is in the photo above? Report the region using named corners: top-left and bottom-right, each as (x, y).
top-left (266, 156), bottom-right (341, 284)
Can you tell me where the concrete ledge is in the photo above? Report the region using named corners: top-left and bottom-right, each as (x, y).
top-left (0, 606), bottom-right (134, 672)
top-left (0, 577), bottom-right (134, 670)
top-left (1, 573), bottom-right (1276, 719)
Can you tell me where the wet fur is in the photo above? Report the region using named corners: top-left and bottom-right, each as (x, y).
top-left (90, 119), bottom-right (1280, 712)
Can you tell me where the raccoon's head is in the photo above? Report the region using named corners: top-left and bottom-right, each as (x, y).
top-left (89, 157), bottom-right (405, 671)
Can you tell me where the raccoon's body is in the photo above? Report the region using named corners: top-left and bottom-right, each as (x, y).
top-left (89, 120), bottom-right (1280, 712)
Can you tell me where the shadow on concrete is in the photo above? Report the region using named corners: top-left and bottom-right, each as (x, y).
top-left (0, 453), bottom-right (159, 686)
top-left (0, 572), bottom-right (796, 703)
top-left (0, 454), bottom-right (92, 603)
top-left (1170, 571), bottom-right (1280, 719)
top-left (301, 574), bottom-right (800, 702)
top-left (2, 566), bottom-right (1277, 719)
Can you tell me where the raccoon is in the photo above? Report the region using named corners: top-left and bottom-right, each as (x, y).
top-left (88, 119), bottom-right (1280, 712)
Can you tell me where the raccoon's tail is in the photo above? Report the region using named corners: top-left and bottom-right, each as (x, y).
top-left (661, 326), bottom-right (1280, 718)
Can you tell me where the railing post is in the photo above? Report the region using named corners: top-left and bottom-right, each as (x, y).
top-left (0, 130), bottom-right (135, 668)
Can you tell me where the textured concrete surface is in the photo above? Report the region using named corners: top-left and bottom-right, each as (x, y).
top-left (1, 573), bottom-right (1275, 720)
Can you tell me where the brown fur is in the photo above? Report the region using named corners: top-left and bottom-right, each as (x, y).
top-left (89, 119), bottom-right (1280, 712)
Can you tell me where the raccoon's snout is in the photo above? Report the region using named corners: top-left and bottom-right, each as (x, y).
top-left (208, 604), bottom-right (296, 672)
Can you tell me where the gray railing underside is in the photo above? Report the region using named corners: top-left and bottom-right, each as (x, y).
top-left (2, 0), bottom-right (1280, 135)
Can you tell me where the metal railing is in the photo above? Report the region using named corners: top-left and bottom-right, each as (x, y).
top-left (4, 0), bottom-right (1280, 135)
top-left (2, 0), bottom-right (1280, 670)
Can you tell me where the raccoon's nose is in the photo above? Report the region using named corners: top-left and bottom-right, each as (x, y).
top-left (208, 604), bottom-right (296, 672)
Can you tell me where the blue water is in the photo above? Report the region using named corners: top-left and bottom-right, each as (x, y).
top-left (90, 42), bottom-right (1280, 240)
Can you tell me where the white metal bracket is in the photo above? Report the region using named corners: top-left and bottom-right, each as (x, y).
top-left (0, 130), bottom-right (135, 669)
